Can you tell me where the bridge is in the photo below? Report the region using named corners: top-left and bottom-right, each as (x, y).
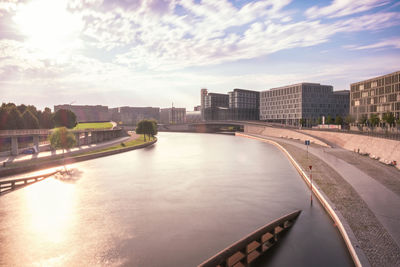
top-left (0, 128), bottom-right (124, 156)
top-left (157, 120), bottom-right (298, 133)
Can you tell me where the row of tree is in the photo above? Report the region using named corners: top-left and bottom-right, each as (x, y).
top-left (300, 112), bottom-right (400, 128)
top-left (0, 102), bottom-right (77, 130)
top-left (357, 112), bottom-right (400, 127)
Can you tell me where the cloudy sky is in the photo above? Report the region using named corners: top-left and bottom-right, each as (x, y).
top-left (0, 0), bottom-right (400, 110)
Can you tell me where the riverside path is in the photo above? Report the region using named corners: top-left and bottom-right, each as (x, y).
top-left (248, 134), bottom-right (400, 249)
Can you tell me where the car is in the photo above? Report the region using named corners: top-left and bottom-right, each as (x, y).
top-left (22, 147), bottom-right (38, 154)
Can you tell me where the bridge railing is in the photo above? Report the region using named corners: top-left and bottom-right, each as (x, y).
top-left (0, 129), bottom-right (51, 137)
top-left (198, 210), bottom-right (301, 267)
top-left (0, 171), bottom-right (60, 195)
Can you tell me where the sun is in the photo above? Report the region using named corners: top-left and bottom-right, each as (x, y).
top-left (13, 0), bottom-right (83, 61)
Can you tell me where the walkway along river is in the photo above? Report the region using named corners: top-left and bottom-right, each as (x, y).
top-left (0, 132), bottom-right (352, 266)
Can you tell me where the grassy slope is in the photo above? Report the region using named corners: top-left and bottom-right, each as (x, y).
top-left (74, 122), bottom-right (113, 130)
top-left (75, 135), bottom-right (155, 156)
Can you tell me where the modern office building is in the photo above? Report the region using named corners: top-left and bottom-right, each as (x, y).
top-left (109, 106), bottom-right (160, 125)
top-left (203, 92), bottom-right (230, 120)
top-left (54, 104), bottom-right (110, 122)
top-left (160, 107), bottom-right (186, 124)
top-left (201, 88), bottom-right (260, 121)
top-left (228, 88), bottom-right (260, 120)
top-left (260, 83), bottom-right (349, 125)
top-left (350, 70), bottom-right (400, 121)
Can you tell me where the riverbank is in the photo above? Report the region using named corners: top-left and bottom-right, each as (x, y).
top-left (237, 133), bottom-right (400, 267)
top-left (0, 135), bottom-right (157, 177)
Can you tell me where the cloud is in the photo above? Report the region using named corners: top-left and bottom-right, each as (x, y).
top-left (344, 37), bottom-right (400, 50)
top-left (305, 0), bottom-right (390, 19)
top-left (1, 0), bottom-right (400, 110)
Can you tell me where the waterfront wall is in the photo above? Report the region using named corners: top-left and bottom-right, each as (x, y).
top-left (300, 130), bottom-right (400, 169)
top-left (244, 125), bottom-right (330, 147)
top-left (243, 124), bottom-right (400, 170)
top-left (0, 139), bottom-right (157, 177)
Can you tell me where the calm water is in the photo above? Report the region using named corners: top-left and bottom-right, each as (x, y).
top-left (0, 132), bottom-right (352, 266)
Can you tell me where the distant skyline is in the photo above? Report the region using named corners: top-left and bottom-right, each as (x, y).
top-left (0, 0), bottom-right (400, 111)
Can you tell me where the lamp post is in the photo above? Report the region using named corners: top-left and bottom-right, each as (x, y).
top-left (309, 165), bottom-right (313, 206)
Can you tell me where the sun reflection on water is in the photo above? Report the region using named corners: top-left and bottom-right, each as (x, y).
top-left (23, 177), bottom-right (76, 244)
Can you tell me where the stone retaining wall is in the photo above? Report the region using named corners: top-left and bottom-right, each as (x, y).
top-left (244, 125), bottom-right (330, 147)
top-left (300, 130), bottom-right (400, 169)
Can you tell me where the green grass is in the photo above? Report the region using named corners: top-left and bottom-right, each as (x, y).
top-left (74, 122), bottom-right (113, 130)
top-left (73, 135), bottom-right (155, 157)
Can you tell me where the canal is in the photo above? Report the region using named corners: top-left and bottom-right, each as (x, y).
top-left (0, 132), bottom-right (352, 266)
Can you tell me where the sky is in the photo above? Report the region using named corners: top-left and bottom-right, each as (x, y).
top-left (0, 0), bottom-right (400, 111)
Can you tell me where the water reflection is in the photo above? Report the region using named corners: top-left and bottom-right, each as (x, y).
top-left (23, 178), bottom-right (76, 244)
top-left (0, 133), bottom-right (352, 266)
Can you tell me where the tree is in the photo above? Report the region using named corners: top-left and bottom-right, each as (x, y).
top-left (136, 120), bottom-right (146, 141)
top-left (136, 119), bottom-right (157, 141)
top-left (5, 107), bottom-right (24, 129)
top-left (17, 104), bottom-right (27, 115)
top-left (358, 114), bottom-right (368, 125)
top-left (22, 110), bottom-right (39, 129)
top-left (326, 115), bottom-right (333, 124)
top-left (1, 102), bottom-right (16, 110)
top-left (344, 115), bottom-right (355, 125)
top-left (369, 113), bottom-right (380, 127)
top-left (317, 117), bottom-right (322, 125)
top-left (38, 107), bottom-right (54, 129)
top-left (49, 127), bottom-right (76, 172)
top-left (335, 115), bottom-right (343, 126)
top-left (52, 109), bottom-right (77, 129)
top-left (0, 107), bottom-right (7, 130)
top-left (299, 118), bottom-right (305, 127)
top-left (382, 112), bottom-right (395, 127)
top-left (150, 120), bottom-right (158, 137)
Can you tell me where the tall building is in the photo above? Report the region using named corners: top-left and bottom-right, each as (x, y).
top-left (54, 104), bottom-right (110, 122)
top-left (228, 88), bottom-right (260, 120)
top-left (260, 83), bottom-right (349, 125)
top-left (200, 88), bottom-right (208, 120)
top-left (201, 88), bottom-right (260, 121)
top-left (350, 71), bottom-right (400, 121)
top-left (109, 106), bottom-right (160, 125)
top-left (203, 92), bottom-right (230, 120)
top-left (160, 107), bottom-right (186, 124)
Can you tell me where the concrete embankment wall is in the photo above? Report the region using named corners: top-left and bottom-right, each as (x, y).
top-left (244, 125), bottom-right (330, 147)
top-left (300, 130), bottom-right (400, 169)
top-left (244, 124), bottom-right (400, 170)
top-left (0, 139), bottom-right (157, 177)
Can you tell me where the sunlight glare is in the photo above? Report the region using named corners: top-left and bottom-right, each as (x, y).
top-left (24, 178), bottom-right (76, 244)
top-left (13, 0), bottom-right (82, 62)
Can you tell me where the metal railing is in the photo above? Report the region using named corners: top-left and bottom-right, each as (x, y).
top-left (198, 210), bottom-right (301, 267)
top-left (0, 170), bottom-right (60, 195)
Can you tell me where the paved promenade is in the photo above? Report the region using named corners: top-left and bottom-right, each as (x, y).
top-left (0, 134), bottom-right (133, 170)
top-left (245, 133), bottom-right (400, 266)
